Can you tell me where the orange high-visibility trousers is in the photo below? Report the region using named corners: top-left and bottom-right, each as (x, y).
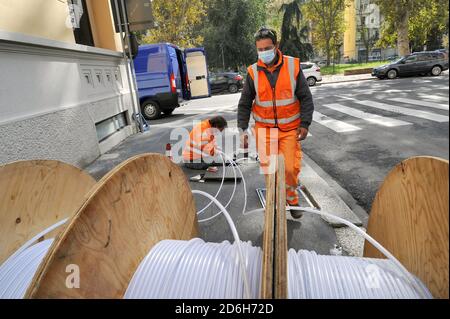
top-left (253, 123), bottom-right (302, 205)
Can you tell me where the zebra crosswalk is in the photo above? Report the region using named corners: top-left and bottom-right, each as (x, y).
top-left (311, 94), bottom-right (449, 134)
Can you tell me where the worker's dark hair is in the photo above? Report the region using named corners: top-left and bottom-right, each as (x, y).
top-left (209, 116), bottom-right (228, 130)
top-left (254, 27), bottom-right (277, 45)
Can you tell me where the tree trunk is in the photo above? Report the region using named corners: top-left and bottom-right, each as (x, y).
top-left (326, 42), bottom-right (331, 66)
top-left (397, 10), bottom-right (410, 56)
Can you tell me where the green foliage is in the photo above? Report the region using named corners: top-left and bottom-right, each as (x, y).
top-left (320, 60), bottom-right (389, 75)
top-left (279, 0), bottom-right (314, 61)
top-left (375, 0), bottom-right (449, 54)
top-left (141, 0), bottom-right (206, 48)
top-left (199, 0), bottom-right (269, 71)
top-left (303, 0), bottom-right (347, 66)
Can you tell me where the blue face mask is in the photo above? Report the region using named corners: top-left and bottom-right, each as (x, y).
top-left (258, 48), bottom-right (276, 64)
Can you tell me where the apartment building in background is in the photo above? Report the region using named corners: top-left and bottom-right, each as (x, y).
top-left (0, 0), bottom-right (138, 167)
top-left (344, 0), bottom-right (397, 62)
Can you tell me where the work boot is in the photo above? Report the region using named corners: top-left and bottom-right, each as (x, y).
top-left (288, 202), bottom-right (303, 219)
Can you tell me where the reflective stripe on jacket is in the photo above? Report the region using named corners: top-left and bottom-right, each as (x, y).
top-left (247, 53), bottom-right (301, 131)
top-left (182, 120), bottom-right (217, 161)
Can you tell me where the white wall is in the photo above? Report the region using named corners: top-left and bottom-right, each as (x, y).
top-left (0, 31), bottom-right (137, 167)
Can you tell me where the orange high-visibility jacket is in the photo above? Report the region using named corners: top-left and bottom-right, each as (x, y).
top-left (182, 120), bottom-right (217, 161)
top-left (247, 53), bottom-right (301, 131)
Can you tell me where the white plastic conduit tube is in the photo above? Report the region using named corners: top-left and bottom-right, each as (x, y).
top-left (197, 154), bottom-right (238, 223)
top-left (196, 153), bottom-right (226, 215)
top-left (191, 190), bottom-right (252, 299)
top-left (0, 218), bottom-right (68, 299)
top-left (287, 206), bottom-right (432, 299)
top-left (124, 239), bottom-right (262, 299)
top-left (287, 250), bottom-right (432, 299)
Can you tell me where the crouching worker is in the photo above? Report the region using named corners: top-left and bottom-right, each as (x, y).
top-left (182, 116), bottom-right (228, 170)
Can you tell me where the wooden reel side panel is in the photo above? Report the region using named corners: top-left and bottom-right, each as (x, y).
top-left (364, 156), bottom-right (449, 298)
top-left (260, 157), bottom-right (276, 299)
top-left (27, 154), bottom-right (198, 298)
top-left (275, 155), bottom-right (288, 299)
top-left (0, 160), bottom-right (96, 264)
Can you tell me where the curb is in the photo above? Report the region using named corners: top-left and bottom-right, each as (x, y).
top-left (299, 156), bottom-right (363, 227)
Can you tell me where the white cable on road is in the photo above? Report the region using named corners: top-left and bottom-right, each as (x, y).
top-left (196, 153), bottom-right (226, 215)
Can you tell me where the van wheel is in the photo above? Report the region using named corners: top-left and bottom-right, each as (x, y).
top-left (387, 69), bottom-right (398, 79)
top-left (163, 108), bottom-right (175, 115)
top-left (142, 100), bottom-right (161, 120)
top-left (307, 77), bottom-right (317, 86)
top-left (228, 84), bottom-right (238, 93)
top-left (431, 65), bottom-right (442, 76)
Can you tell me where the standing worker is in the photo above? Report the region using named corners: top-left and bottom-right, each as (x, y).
top-left (238, 27), bottom-right (315, 219)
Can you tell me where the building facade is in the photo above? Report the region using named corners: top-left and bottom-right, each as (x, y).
top-left (343, 0), bottom-right (397, 62)
top-left (0, 0), bottom-right (138, 167)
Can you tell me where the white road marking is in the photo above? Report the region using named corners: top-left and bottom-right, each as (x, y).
top-left (324, 103), bottom-right (412, 127)
top-left (354, 100), bottom-right (449, 122)
top-left (388, 97), bottom-right (449, 111)
top-left (313, 111), bottom-right (362, 132)
top-left (417, 94), bottom-right (449, 102)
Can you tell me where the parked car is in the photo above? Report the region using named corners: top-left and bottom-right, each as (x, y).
top-left (386, 55), bottom-right (399, 61)
top-left (133, 43), bottom-right (210, 120)
top-left (209, 72), bottom-right (243, 94)
top-left (316, 60), bottom-right (327, 67)
top-left (371, 51), bottom-right (449, 79)
top-left (301, 62), bottom-right (322, 86)
top-left (368, 55), bottom-right (382, 62)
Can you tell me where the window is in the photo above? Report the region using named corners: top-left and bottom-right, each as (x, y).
top-left (68, 0), bottom-right (94, 47)
top-left (301, 64), bottom-right (313, 70)
top-left (147, 55), bottom-right (168, 73)
top-left (405, 56), bottom-right (417, 63)
top-left (95, 112), bottom-right (128, 142)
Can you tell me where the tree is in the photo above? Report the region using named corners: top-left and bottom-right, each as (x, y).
top-left (199, 0), bottom-right (268, 71)
top-left (279, 0), bottom-right (314, 61)
top-left (303, 0), bottom-right (347, 66)
top-left (408, 0), bottom-right (449, 51)
top-left (376, 0), bottom-right (449, 55)
top-left (141, 0), bottom-right (206, 48)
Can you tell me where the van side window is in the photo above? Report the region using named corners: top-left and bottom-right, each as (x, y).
top-left (147, 54), bottom-right (167, 73)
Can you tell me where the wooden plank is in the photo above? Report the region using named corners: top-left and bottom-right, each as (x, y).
top-left (274, 155), bottom-right (288, 299)
top-left (364, 156), bottom-right (449, 298)
top-left (0, 160), bottom-right (96, 264)
top-left (26, 153), bottom-right (198, 298)
top-left (260, 156), bottom-right (276, 299)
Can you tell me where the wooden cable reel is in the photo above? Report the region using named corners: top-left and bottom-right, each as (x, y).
top-left (3, 154), bottom-right (445, 298)
top-left (26, 154), bottom-right (198, 298)
top-left (0, 160), bottom-right (96, 265)
top-left (364, 156), bottom-right (449, 299)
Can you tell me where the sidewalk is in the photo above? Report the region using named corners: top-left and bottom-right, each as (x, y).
top-left (85, 119), bottom-right (366, 256)
top-left (320, 73), bottom-right (374, 85)
top-left (319, 69), bottom-right (450, 85)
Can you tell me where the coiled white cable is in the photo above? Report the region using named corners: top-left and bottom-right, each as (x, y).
top-left (0, 218), bottom-right (68, 299)
top-left (288, 249), bottom-right (432, 299)
top-left (0, 239), bottom-right (54, 299)
top-left (288, 206), bottom-right (432, 299)
top-left (124, 239), bottom-right (262, 299)
top-left (191, 190), bottom-right (252, 299)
